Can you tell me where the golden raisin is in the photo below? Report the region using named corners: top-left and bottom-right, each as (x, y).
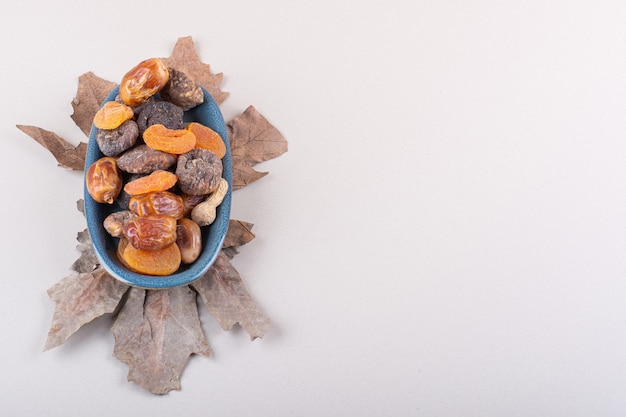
top-left (187, 122), bottom-right (226, 158)
top-left (129, 191), bottom-right (184, 219)
top-left (119, 58), bottom-right (170, 106)
top-left (123, 170), bottom-right (178, 196)
top-left (176, 218), bottom-right (202, 264)
top-left (143, 124), bottom-right (196, 154)
top-left (85, 157), bottom-right (122, 204)
top-left (117, 238), bottom-right (181, 276)
top-left (93, 101), bottom-right (134, 130)
top-left (123, 214), bottom-right (177, 251)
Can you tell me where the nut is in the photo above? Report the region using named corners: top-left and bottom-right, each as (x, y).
top-left (191, 178), bottom-right (228, 226)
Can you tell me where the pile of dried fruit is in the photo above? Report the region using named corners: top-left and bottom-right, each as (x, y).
top-left (85, 58), bottom-right (228, 276)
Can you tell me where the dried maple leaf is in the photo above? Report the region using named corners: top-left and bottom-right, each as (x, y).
top-left (224, 220), bottom-right (255, 249)
top-left (162, 36), bottom-right (228, 105)
top-left (70, 72), bottom-right (116, 137)
top-left (192, 252), bottom-right (270, 340)
top-left (16, 124), bottom-right (87, 170)
top-left (44, 268), bottom-right (129, 351)
top-left (112, 286), bottom-right (210, 395)
top-left (228, 105), bottom-right (288, 190)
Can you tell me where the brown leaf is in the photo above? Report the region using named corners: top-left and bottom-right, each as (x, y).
top-left (44, 268), bottom-right (129, 351)
top-left (192, 253), bottom-right (270, 340)
top-left (70, 229), bottom-right (99, 273)
top-left (162, 36), bottom-right (228, 105)
top-left (224, 220), bottom-right (255, 249)
top-left (227, 105), bottom-right (288, 190)
top-left (112, 286), bottom-right (210, 395)
top-left (16, 124), bottom-right (87, 170)
top-left (70, 72), bottom-right (116, 137)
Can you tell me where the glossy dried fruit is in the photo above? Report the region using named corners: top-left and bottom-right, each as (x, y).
top-left (119, 58), bottom-right (170, 106)
top-left (123, 170), bottom-right (178, 195)
top-left (117, 237), bottom-right (181, 276)
top-left (103, 210), bottom-right (135, 237)
top-left (176, 218), bottom-right (202, 264)
top-left (129, 191), bottom-right (184, 219)
top-left (116, 144), bottom-right (178, 174)
top-left (85, 157), bottom-right (122, 204)
top-left (180, 193), bottom-right (206, 217)
top-left (143, 124), bottom-right (196, 154)
top-left (136, 101), bottom-right (184, 133)
top-left (187, 122), bottom-right (226, 158)
top-left (176, 148), bottom-right (223, 195)
top-left (93, 101), bottom-right (134, 130)
top-left (123, 214), bottom-right (177, 251)
top-left (94, 119), bottom-right (139, 157)
top-left (160, 68), bottom-right (204, 110)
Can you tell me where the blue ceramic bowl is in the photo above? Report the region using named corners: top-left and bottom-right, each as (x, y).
top-left (84, 86), bottom-right (232, 289)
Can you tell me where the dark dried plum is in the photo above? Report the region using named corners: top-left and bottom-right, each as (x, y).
top-left (136, 101), bottom-right (184, 134)
top-left (160, 68), bottom-right (204, 110)
top-left (117, 144), bottom-right (178, 174)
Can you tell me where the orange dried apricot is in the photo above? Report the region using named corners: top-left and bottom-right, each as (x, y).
top-left (187, 122), bottom-right (226, 158)
top-left (123, 170), bottom-right (178, 195)
top-left (119, 58), bottom-right (169, 106)
top-left (93, 101), bottom-right (134, 130)
top-left (117, 238), bottom-right (181, 276)
top-left (143, 124), bottom-right (196, 154)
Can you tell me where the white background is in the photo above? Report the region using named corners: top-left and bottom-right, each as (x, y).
top-left (2, 0), bottom-right (626, 415)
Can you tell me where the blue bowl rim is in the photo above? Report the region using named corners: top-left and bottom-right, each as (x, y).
top-left (83, 86), bottom-right (232, 289)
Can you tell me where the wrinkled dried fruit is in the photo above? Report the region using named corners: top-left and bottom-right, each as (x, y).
top-left (95, 119), bottom-right (139, 157)
top-left (119, 58), bottom-right (170, 106)
top-left (116, 144), bottom-right (178, 174)
top-left (160, 68), bottom-right (204, 110)
top-left (176, 148), bottom-right (223, 195)
top-left (136, 101), bottom-right (184, 133)
top-left (187, 122), bottom-right (226, 158)
top-left (123, 170), bottom-right (178, 195)
top-left (103, 210), bottom-right (135, 237)
top-left (180, 193), bottom-right (206, 217)
top-left (143, 124), bottom-right (196, 154)
top-left (176, 218), bottom-right (202, 264)
top-left (86, 157), bottom-right (122, 204)
top-left (123, 214), bottom-right (177, 251)
top-left (129, 191), bottom-right (184, 219)
top-left (117, 237), bottom-right (181, 276)
top-left (93, 101), bottom-right (134, 130)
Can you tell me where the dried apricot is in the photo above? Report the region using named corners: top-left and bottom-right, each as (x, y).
top-left (119, 58), bottom-right (169, 106)
top-left (129, 191), bottom-right (184, 219)
top-left (117, 238), bottom-right (181, 276)
top-left (123, 170), bottom-right (178, 195)
top-left (187, 122), bottom-right (226, 158)
top-left (93, 101), bottom-right (134, 130)
top-left (123, 214), bottom-right (177, 251)
top-left (143, 124), bottom-right (196, 154)
top-left (85, 157), bottom-right (122, 204)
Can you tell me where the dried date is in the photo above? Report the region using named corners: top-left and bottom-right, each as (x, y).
top-left (123, 214), bottom-right (178, 251)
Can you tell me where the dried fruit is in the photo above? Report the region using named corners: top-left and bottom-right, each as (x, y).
top-left (119, 58), bottom-right (170, 106)
top-left (94, 119), bottom-right (139, 157)
top-left (117, 238), bottom-right (181, 276)
top-left (160, 68), bottom-right (204, 110)
top-left (116, 144), bottom-right (178, 174)
top-left (86, 157), bottom-right (122, 204)
top-left (143, 124), bottom-right (196, 154)
top-left (187, 122), bottom-right (226, 158)
top-left (123, 214), bottom-right (177, 251)
top-left (103, 210), bottom-right (135, 237)
top-left (93, 101), bottom-right (134, 130)
top-left (129, 191), bottom-right (184, 219)
top-left (176, 148), bottom-right (223, 195)
top-left (123, 170), bottom-right (178, 195)
top-left (176, 218), bottom-right (202, 264)
top-left (136, 101), bottom-right (184, 133)
top-left (180, 193), bottom-right (206, 217)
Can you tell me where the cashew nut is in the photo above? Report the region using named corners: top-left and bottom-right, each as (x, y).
top-left (191, 178), bottom-right (229, 226)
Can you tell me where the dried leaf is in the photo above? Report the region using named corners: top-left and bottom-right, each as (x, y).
top-left (162, 36), bottom-right (228, 104)
top-left (71, 71), bottom-right (116, 137)
top-left (71, 229), bottom-right (99, 273)
top-left (228, 105), bottom-right (288, 190)
top-left (16, 124), bottom-right (87, 170)
top-left (192, 253), bottom-right (270, 340)
top-left (112, 286), bottom-right (210, 395)
top-left (44, 268), bottom-right (129, 351)
top-left (224, 220), bottom-right (255, 249)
